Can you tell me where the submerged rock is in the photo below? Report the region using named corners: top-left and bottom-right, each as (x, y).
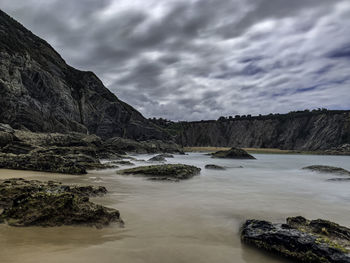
top-left (0, 178), bottom-right (122, 228)
top-left (148, 155), bottom-right (167, 162)
top-left (212, 147), bottom-right (255, 159)
top-left (205, 164), bottom-right (226, 170)
top-left (303, 165), bottom-right (350, 176)
top-left (241, 216), bottom-right (350, 263)
top-left (117, 164), bottom-right (201, 182)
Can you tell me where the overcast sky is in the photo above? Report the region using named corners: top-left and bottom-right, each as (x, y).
top-left (2, 0), bottom-right (350, 120)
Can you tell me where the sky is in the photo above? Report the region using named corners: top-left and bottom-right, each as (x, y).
top-left (2, 0), bottom-right (350, 121)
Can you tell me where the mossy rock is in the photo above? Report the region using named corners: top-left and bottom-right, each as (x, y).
top-left (117, 164), bottom-right (201, 181)
top-left (241, 217), bottom-right (350, 263)
top-left (212, 147), bottom-right (255, 159)
top-left (302, 165), bottom-right (350, 176)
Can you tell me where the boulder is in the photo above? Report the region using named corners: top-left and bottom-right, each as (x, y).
top-left (148, 155), bottom-right (167, 162)
top-left (117, 164), bottom-right (201, 182)
top-left (212, 147), bottom-right (256, 159)
top-left (0, 178), bottom-right (122, 228)
top-left (241, 216), bottom-right (350, 263)
top-left (205, 164), bottom-right (226, 170)
top-left (303, 165), bottom-right (350, 176)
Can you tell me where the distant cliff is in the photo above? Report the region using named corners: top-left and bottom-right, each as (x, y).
top-left (157, 111), bottom-right (350, 150)
top-left (0, 10), bottom-right (168, 140)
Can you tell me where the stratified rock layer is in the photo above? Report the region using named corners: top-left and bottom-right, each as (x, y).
top-left (241, 216), bottom-right (350, 263)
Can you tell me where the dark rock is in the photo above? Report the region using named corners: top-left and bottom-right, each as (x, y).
top-left (241, 217), bottom-right (350, 263)
top-left (148, 155), bottom-right (167, 162)
top-left (0, 178), bottom-right (121, 228)
top-left (108, 160), bottom-right (134, 166)
top-left (205, 164), bottom-right (226, 170)
top-left (0, 152), bottom-right (87, 174)
top-left (212, 147), bottom-right (256, 159)
top-left (117, 164), bottom-right (201, 181)
top-left (327, 178), bottom-right (350, 182)
top-left (303, 165), bottom-right (350, 176)
top-left (103, 137), bottom-right (184, 154)
top-left (159, 153), bottom-right (174, 158)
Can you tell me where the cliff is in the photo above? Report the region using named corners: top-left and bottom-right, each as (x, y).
top-left (0, 10), bottom-right (168, 141)
top-left (176, 111), bottom-right (350, 150)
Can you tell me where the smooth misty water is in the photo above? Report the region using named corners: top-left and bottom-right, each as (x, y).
top-left (0, 153), bottom-right (350, 263)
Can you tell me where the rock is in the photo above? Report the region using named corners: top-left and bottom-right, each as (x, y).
top-left (108, 160), bottom-right (134, 166)
top-left (0, 178), bottom-right (122, 228)
top-left (0, 152), bottom-right (87, 174)
top-left (205, 164), bottom-right (226, 170)
top-left (148, 155), bottom-right (167, 162)
top-left (103, 137), bottom-right (184, 154)
top-left (117, 164), bottom-right (201, 181)
top-left (327, 178), bottom-right (350, 182)
top-left (241, 217), bottom-right (350, 263)
top-left (303, 165), bottom-right (350, 176)
top-left (212, 147), bottom-right (256, 159)
top-left (159, 153), bottom-right (174, 158)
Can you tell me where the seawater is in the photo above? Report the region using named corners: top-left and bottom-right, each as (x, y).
top-left (0, 153), bottom-right (349, 263)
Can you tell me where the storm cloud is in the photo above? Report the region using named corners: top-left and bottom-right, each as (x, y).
top-left (2, 0), bottom-right (350, 120)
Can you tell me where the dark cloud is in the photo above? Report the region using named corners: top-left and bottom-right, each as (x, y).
top-left (1, 0), bottom-right (350, 120)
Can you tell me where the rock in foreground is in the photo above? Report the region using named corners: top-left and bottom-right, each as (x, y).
top-left (117, 164), bottom-right (201, 182)
top-left (212, 147), bottom-right (255, 159)
top-left (241, 216), bottom-right (350, 263)
top-left (0, 178), bottom-right (122, 228)
top-left (303, 165), bottom-right (350, 176)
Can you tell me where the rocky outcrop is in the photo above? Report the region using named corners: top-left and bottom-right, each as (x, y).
top-left (0, 9), bottom-right (169, 141)
top-left (117, 164), bottom-right (201, 182)
top-left (102, 137), bottom-right (184, 154)
top-left (176, 111), bottom-right (350, 151)
top-left (0, 178), bottom-right (122, 228)
top-left (212, 147), bottom-right (255, 159)
top-left (241, 216), bottom-right (350, 263)
top-left (303, 165), bottom-right (350, 176)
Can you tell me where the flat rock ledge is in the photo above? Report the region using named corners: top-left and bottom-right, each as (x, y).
top-left (241, 216), bottom-right (350, 263)
top-left (212, 147), bottom-right (255, 159)
top-left (303, 165), bottom-right (350, 176)
top-left (0, 178), bottom-right (122, 228)
top-left (117, 164), bottom-right (201, 182)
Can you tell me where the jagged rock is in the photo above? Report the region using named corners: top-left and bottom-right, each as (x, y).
top-left (158, 153), bottom-right (174, 158)
top-left (303, 165), bottom-right (350, 176)
top-left (117, 164), bottom-right (201, 182)
top-left (148, 155), bottom-right (167, 162)
top-left (0, 178), bottom-right (122, 228)
top-left (241, 216), bottom-right (350, 263)
top-left (212, 147), bottom-right (256, 159)
top-left (205, 164), bottom-right (226, 170)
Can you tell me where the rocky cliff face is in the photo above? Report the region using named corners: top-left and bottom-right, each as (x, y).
top-left (177, 112), bottom-right (350, 150)
top-left (0, 10), bottom-right (168, 141)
